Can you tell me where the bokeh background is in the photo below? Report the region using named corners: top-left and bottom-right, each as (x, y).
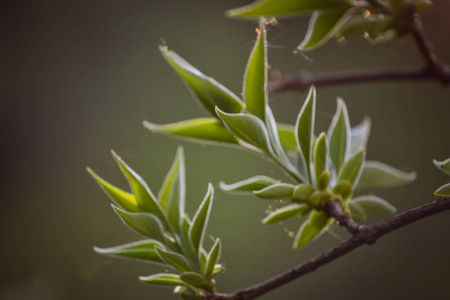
top-left (2, 1), bottom-right (450, 299)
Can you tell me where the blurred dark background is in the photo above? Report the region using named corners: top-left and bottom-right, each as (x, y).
top-left (1, 1), bottom-right (449, 299)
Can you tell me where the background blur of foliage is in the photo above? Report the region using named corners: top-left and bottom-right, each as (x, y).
top-left (1, 0), bottom-right (450, 299)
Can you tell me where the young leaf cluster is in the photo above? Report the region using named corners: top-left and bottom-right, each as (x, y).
top-left (226, 0), bottom-right (432, 51)
top-left (144, 20), bottom-right (415, 249)
top-left (433, 158), bottom-right (450, 198)
top-left (88, 148), bottom-right (221, 299)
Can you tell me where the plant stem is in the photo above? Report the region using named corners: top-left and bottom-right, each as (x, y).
top-left (323, 200), bottom-right (362, 234)
top-left (206, 197), bottom-right (450, 300)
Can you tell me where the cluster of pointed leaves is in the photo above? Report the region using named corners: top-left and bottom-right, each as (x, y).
top-left (433, 158), bottom-right (450, 198)
top-left (144, 21), bottom-right (415, 249)
top-left (225, 0), bottom-right (432, 51)
top-left (87, 148), bottom-right (221, 299)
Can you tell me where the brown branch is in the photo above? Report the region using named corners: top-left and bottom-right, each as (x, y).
top-left (323, 200), bottom-right (362, 234)
top-left (206, 197), bottom-right (450, 300)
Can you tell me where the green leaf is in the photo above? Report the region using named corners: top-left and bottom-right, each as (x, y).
top-left (139, 273), bottom-right (184, 286)
top-left (352, 195), bottom-right (397, 214)
top-left (338, 16), bottom-right (394, 39)
top-left (226, 0), bottom-right (351, 19)
top-left (219, 176), bottom-right (278, 194)
top-left (332, 180), bottom-right (353, 201)
top-left (435, 183), bottom-right (450, 198)
top-left (348, 201), bottom-right (367, 221)
top-left (277, 124), bottom-right (298, 152)
top-left (159, 46), bottom-right (244, 116)
top-left (328, 98), bottom-right (351, 173)
top-left (94, 240), bottom-right (164, 263)
top-left (111, 151), bottom-right (167, 223)
top-left (262, 203), bottom-right (309, 224)
top-left (299, 8), bottom-right (351, 51)
top-left (350, 117), bottom-right (371, 156)
top-left (433, 158), bottom-right (450, 176)
top-left (205, 238), bottom-right (221, 277)
top-left (216, 108), bottom-right (273, 155)
top-left (292, 184), bottom-right (315, 202)
top-left (180, 272), bottom-right (209, 288)
top-left (295, 86), bottom-right (316, 182)
top-left (155, 246), bottom-right (192, 273)
top-left (189, 184), bottom-right (214, 255)
top-left (112, 205), bottom-right (167, 245)
top-left (87, 167), bottom-right (139, 213)
top-left (158, 147), bottom-right (185, 232)
top-left (243, 19), bottom-right (267, 121)
top-left (253, 183), bottom-right (295, 199)
top-left (314, 132), bottom-right (328, 185)
top-left (357, 161), bottom-right (417, 189)
top-left (337, 149), bottom-right (365, 188)
top-left (294, 210), bottom-right (333, 249)
top-left (143, 118), bottom-right (238, 145)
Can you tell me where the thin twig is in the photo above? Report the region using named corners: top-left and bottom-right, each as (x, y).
top-left (323, 200), bottom-right (363, 234)
top-left (206, 197), bottom-right (450, 300)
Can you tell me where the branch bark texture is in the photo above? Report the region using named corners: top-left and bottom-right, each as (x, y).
top-left (208, 197), bottom-right (450, 300)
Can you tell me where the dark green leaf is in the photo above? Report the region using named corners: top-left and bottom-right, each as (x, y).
top-left (253, 183), bottom-right (295, 199)
top-left (337, 149), bottom-right (365, 188)
top-left (155, 246), bottom-right (192, 273)
top-left (352, 195), bottom-right (397, 214)
top-left (226, 0), bottom-right (350, 19)
top-left (328, 98), bottom-right (351, 173)
top-left (435, 183), bottom-right (450, 198)
top-left (143, 119), bottom-right (238, 145)
top-left (87, 167), bottom-right (139, 213)
top-left (216, 108), bottom-right (273, 155)
top-left (433, 158), bottom-right (450, 176)
top-left (243, 19), bottom-right (267, 121)
top-left (219, 176), bottom-right (278, 194)
top-left (139, 273), bottom-right (184, 286)
top-left (348, 202), bottom-right (367, 221)
top-left (295, 86), bottom-right (316, 182)
top-left (189, 184), bottom-right (214, 255)
top-left (294, 210), bottom-right (333, 249)
top-left (205, 238), bottom-right (221, 277)
top-left (262, 203), bottom-right (309, 224)
top-left (357, 161), bottom-right (416, 189)
top-left (94, 240), bottom-right (164, 263)
top-left (158, 147), bottom-right (185, 232)
top-left (338, 16), bottom-right (394, 39)
top-left (350, 117), bottom-right (371, 156)
top-left (159, 46), bottom-right (244, 116)
top-left (299, 8), bottom-right (351, 51)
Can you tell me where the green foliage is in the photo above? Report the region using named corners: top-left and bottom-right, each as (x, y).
top-left (226, 0), bottom-right (431, 51)
top-left (88, 148), bottom-right (221, 298)
top-left (433, 157), bottom-right (450, 198)
top-left (144, 24), bottom-right (416, 249)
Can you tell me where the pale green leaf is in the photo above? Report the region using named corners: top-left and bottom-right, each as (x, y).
top-left (219, 175), bottom-right (279, 194)
top-left (299, 8), bottom-right (351, 51)
top-left (295, 86), bottom-right (316, 182)
top-left (180, 272), bottom-right (209, 288)
top-left (433, 158), bottom-right (450, 176)
top-left (243, 19), bottom-right (267, 121)
top-left (337, 149), bottom-right (365, 188)
top-left (348, 201), bottom-right (367, 221)
top-left (226, 0), bottom-right (351, 19)
top-left (352, 195), bottom-right (397, 214)
top-left (216, 108), bottom-right (273, 155)
top-left (435, 183), bottom-right (450, 198)
top-left (328, 98), bottom-right (351, 173)
top-left (139, 273), bottom-right (184, 286)
top-left (292, 184), bottom-right (315, 202)
top-left (277, 124), bottom-right (298, 152)
top-left (189, 184), bottom-right (214, 255)
top-left (205, 238), bottom-right (221, 277)
top-left (155, 246), bottom-right (192, 273)
top-left (94, 240), bottom-right (164, 263)
top-left (350, 117), bottom-right (371, 156)
top-left (314, 132), bottom-right (328, 185)
top-left (262, 203), bottom-right (309, 224)
top-left (357, 161), bottom-right (416, 189)
top-left (253, 183), bottom-right (295, 199)
top-left (87, 167), bottom-right (139, 213)
top-left (112, 205), bottom-right (167, 244)
top-left (111, 151), bottom-right (167, 223)
top-left (158, 147), bottom-right (185, 232)
top-left (143, 118), bottom-right (238, 145)
top-left (294, 210), bottom-right (333, 249)
top-left (159, 46), bottom-right (244, 116)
